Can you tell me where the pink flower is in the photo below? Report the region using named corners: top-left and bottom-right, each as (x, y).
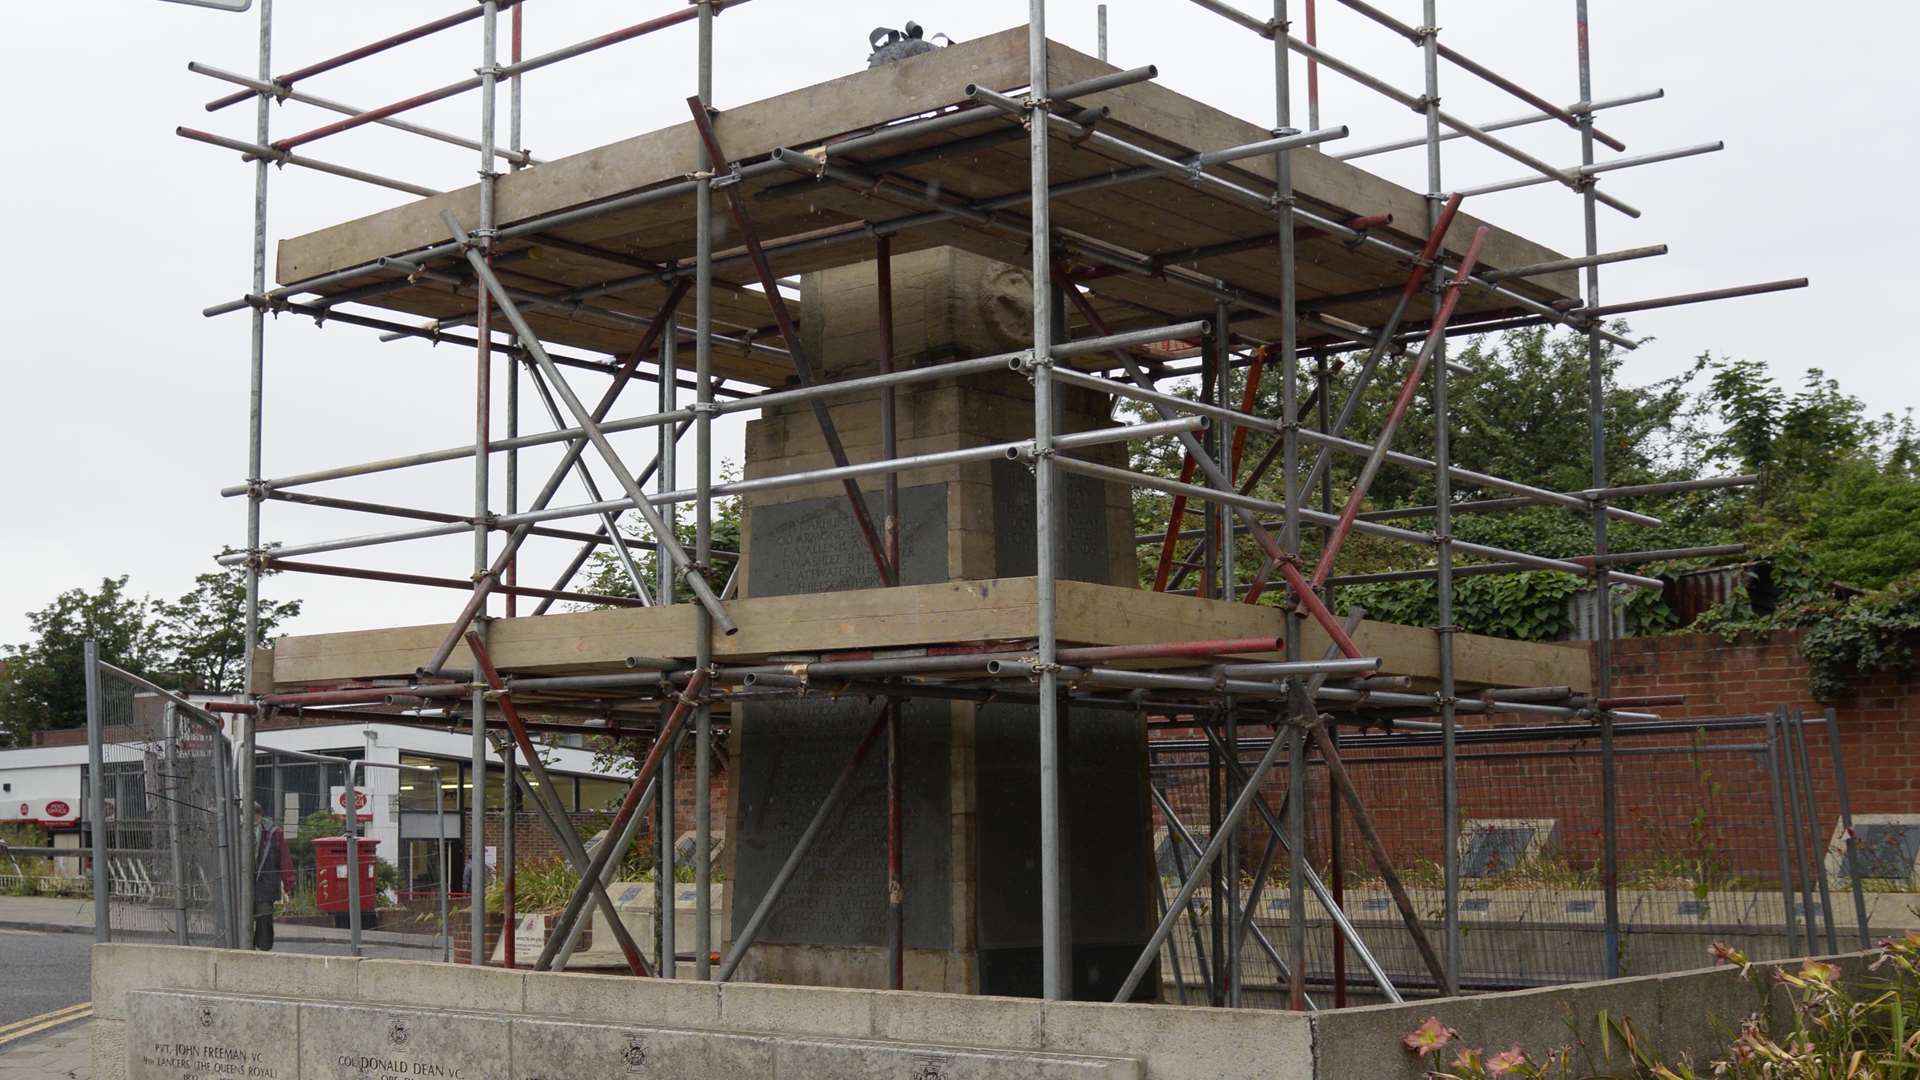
top-left (1799, 960), bottom-right (1840, 984)
top-left (1403, 1016), bottom-right (1457, 1058)
top-left (1708, 941), bottom-right (1746, 967)
top-left (1486, 1045), bottom-right (1528, 1076)
top-left (1450, 1046), bottom-right (1484, 1072)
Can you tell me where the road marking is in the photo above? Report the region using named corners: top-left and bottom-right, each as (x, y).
top-left (0, 1003), bottom-right (93, 1046)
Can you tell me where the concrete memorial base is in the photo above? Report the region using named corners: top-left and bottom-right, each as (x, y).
top-left (126, 988), bottom-right (1136, 1080)
top-left (92, 940), bottom-right (1881, 1080)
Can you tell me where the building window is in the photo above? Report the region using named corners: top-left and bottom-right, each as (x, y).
top-left (398, 755), bottom-right (458, 813)
top-left (576, 776), bottom-right (629, 815)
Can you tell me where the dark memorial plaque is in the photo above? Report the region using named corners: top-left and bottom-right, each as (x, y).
top-left (746, 483), bottom-right (949, 597)
top-left (990, 458), bottom-right (1113, 584)
top-left (973, 703), bottom-right (1157, 1000)
top-left (732, 696), bottom-right (953, 948)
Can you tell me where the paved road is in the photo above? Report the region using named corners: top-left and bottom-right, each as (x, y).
top-left (0, 929), bottom-right (91, 1031)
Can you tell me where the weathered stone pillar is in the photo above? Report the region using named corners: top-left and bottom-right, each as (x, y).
top-left (723, 248), bottom-right (1159, 999)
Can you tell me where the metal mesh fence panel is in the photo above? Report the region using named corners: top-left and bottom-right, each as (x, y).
top-left (93, 668), bottom-right (239, 947)
top-left (1148, 716), bottom-right (1827, 1007)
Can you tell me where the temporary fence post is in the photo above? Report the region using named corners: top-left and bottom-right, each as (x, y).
top-left (660, 734), bottom-right (676, 976)
top-left (1822, 708), bottom-right (1871, 949)
top-left (501, 743), bottom-right (516, 968)
top-left (164, 704), bottom-right (190, 943)
top-left (1779, 706), bottom-right (1818, 955)
top-left (346, 762), bottom-right (363, 956)
top-left (1763, 707), bottom-right (1801, 953)
top-left (1792, 710), bottom-right (1838, 954)
top-left (886, 697), bottom-right (904, 990)
top-left (85, 640), bottom-right (110, 943)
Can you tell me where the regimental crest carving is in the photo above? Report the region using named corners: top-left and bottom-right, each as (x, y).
top-left (387, 1018), bottom-right (411, 1047)
top-left (622, 1034), bottom-right (649, 1071)
top-left (910, 1055), bottom-right (950, 1080)
top-left (197, 1005), bottom-right (216, 1029)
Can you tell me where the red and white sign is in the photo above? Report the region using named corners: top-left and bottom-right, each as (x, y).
top-left (329, 787), bottom-right (375, 824)
top-left (4, 798), bottom-right (83, 828)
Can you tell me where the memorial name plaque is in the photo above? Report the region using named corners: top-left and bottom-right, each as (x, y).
top-left (768, 1035), bottom-right (1140, 1079)
top-left (511, 1018), bottom-right (774, 1080)
top-left (130, 991), bottom-right (298, 1080)
top-left (733, 695), bottom-right (953, 948)
top-left (125, 988), bottom-right (1141, 1079)
top-left (746, 484), bottom-right (949, 598)
top-left (300, 1001), bottom-right (507, 1080)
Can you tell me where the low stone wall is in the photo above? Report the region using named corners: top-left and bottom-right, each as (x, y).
top-left (91, 942), bottom-right (1875, 1079)
top-left (1308, 950), bottom-right (1875, 1078)
top-left (90, 944), bottom-right (1310, 1080)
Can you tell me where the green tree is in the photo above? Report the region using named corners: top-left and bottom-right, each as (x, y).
top-left (150, 559), bottom-right (302, 694)
top-left (1690, 356), bottom-right (1920, 589)
top-left (572, 463), bottom-right (743, 605)
top-left (0, 576), bottom-right (157, 747)
top-left (1128, 325), bottom-right (1716, 598)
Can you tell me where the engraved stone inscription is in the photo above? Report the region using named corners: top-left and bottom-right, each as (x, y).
top-left (733, 696), bottom-right (953, 948)
top-left (129, 991), bottom-right (298, 1080)
top-left (746, 483), bottom-right (948, 597)
top-left (300, 1002), bottom-right (507, 1080)
top-left (991, 458), bottom-right (1115, 584)
top-left (510, 1018), bottom-right (774, 1080)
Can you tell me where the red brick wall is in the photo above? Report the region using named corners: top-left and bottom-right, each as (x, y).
top-left (1612, 630), bottom-right (1920, 820)
top-left (1152, 630), bottom-right (1919, 884)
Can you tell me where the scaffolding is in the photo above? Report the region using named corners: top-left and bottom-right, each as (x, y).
top-left (165, 0), bottom-right (1814, 1006)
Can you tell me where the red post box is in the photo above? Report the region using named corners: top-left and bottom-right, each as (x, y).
top-left (312, 835), bottom-right (380, 915)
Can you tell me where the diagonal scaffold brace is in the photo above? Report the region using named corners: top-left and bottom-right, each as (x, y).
top-left (1052, 274), bottom-right (1366, 663)
top-left (683, 96), bottom-right (897, 587)
top-left (422, 278), bottom-right (699, 673)
top-left (1240, 193), bottom-right (1465, 605)
top-left (1309, 225), bottom-right (1490, 588)
top-left (439, 209), bottom-right (738, 637)
top-left (533, 667), bottom-right (713, 971)
top-left (466, 632), bottom-right (652, 976)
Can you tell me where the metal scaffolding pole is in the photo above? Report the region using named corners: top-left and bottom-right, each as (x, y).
top-left (236, 0), bottom-right (274, 952)
top-left (1575, 0), bottom-right (1624, 981)
top-left (693, 0), bottom-right (718, 984)
top-left (1028, 0), bottom-right (1069, 1003)
top-left (465, 0), bottom-right (501, 964)
top-left (657, 304), bottom-right (679, 977)
top-left (1419, 0), bottom-right (1463, 998)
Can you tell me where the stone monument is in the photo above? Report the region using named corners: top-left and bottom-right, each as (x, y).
top-left (724, 247), bottom-right (1161, 999)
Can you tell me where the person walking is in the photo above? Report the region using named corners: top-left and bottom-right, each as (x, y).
top-left (252, 803), bottom-right (294, 951)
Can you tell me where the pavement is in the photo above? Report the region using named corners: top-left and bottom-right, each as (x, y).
top-left (0, 894), bottom-right (445, 955)
top-left (0, 926), bottom-right (94, 1078)
top-left (0, 1013), bottom-right (91, 1079)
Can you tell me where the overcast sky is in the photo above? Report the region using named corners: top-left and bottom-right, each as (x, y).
top-left (0, 1), bottom-right (1913, 647)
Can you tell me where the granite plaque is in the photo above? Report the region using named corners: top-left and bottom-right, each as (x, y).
top-left (973, 703), bottom-right (1158, 1000)
top-left (990, 458), bottom-right (1114, 585)
top-left (745, 483), bottom-right (949, 598)
top-left (511, 1018), bottom-right (774, 1080)
top-left (130, 991), bottom-right (298, 1080)
top-left (300, 1001), bottom-right (508, 1080)
top-left (732, 696), bottom-right (953, 948)
top-left (772, 1035), bottom-right (1140, 1079)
